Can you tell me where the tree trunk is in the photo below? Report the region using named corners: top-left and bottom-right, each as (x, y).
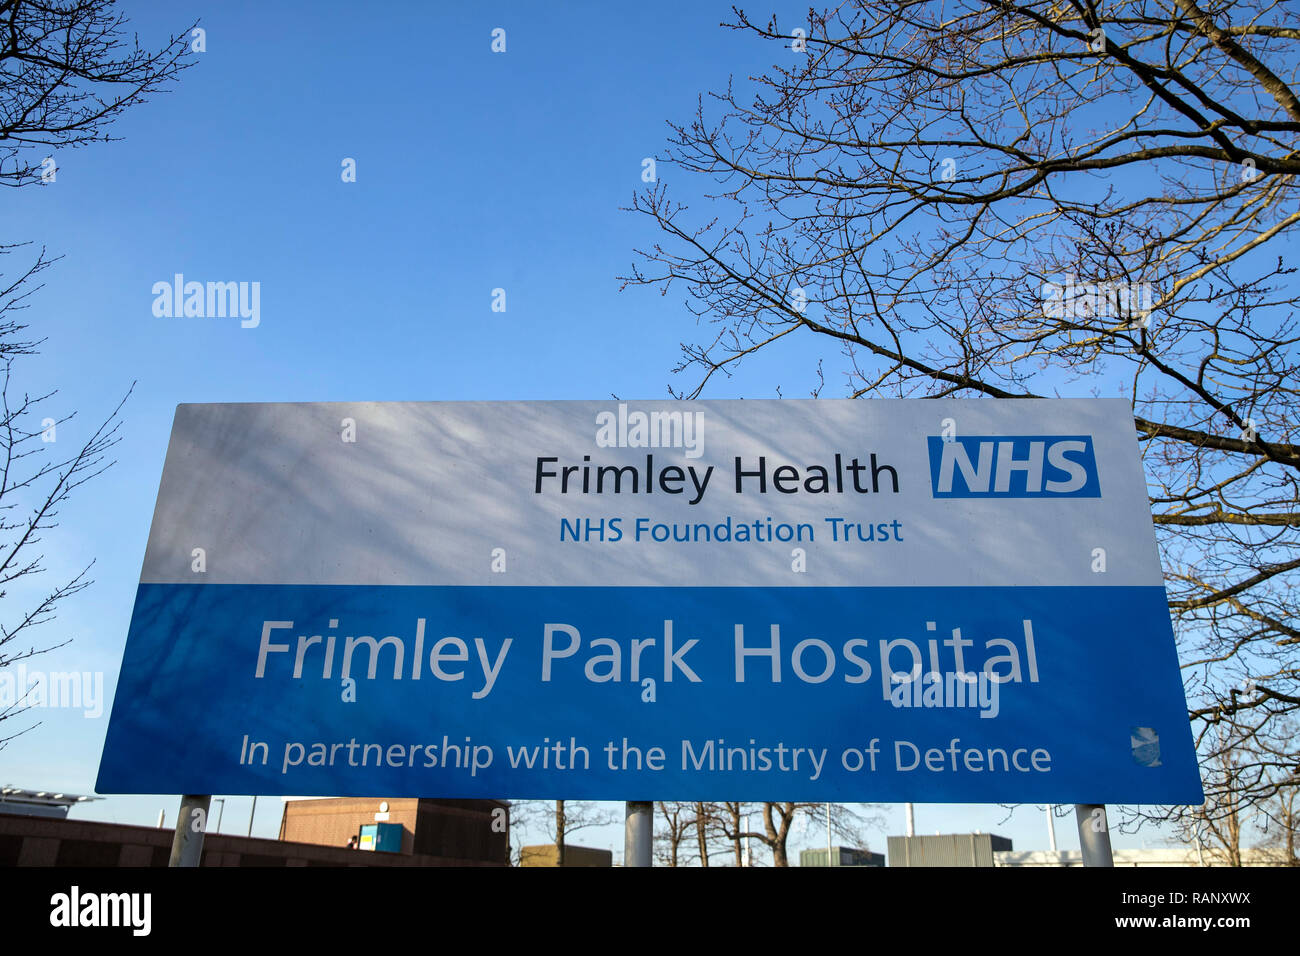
top-left (764, 803), bottom-right (791, 867)
top-left (1287, 799), bottom-right (1296, 865)
top-left (555, 800), bottom-right (566, 867)
top-left (695, 802), bottom-right (710, 867)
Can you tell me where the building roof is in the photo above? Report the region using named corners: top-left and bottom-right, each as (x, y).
top-left (0, 785), bottom-right (102, 808)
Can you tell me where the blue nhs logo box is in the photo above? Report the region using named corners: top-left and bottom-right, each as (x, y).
top-left (928, 435), bottom-right (1101, 498)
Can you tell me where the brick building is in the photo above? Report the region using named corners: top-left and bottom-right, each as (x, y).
top-left (0, 795), bottom-right (508, 866)
top-left (278, 797), bottom-right (508, 862)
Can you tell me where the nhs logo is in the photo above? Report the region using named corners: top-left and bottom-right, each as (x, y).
top-left (927, 436), bottom-right (1101, 498)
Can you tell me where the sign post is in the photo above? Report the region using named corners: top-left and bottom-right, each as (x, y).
top-left (167, 794), bottom-right (210, 867)
top-left (624, 801), bottom-right (653, 867)
top-left (1074, 804), bottom-right (1115, 867)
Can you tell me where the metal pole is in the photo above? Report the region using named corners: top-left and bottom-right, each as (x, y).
top-left (156, 809), bottom-right (165, 829)
top-left (1046, 805), bottom-right (1058, 854)
top-left (248, 795), bottom-right (257, 837)
top-left (905, 802), bottom-right (915, 837)
top-left (1074, 804), bottom-right (1114, 867)
top-left (213, 797), bottom-right (225, 834)
top-left (168, 794), bottom-right (211, 868)
top-left (624, 801), bottom-right (653, 867)
top-left (826, 802), bottom-right (833, 866)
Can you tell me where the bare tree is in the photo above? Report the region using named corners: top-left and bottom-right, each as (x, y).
top-left (1255, 779), bottom-right (1299, 864)
top-left (1247, 714), bottom-right (1300, 864)
top-left (0, 2), bottom-right (192, 742)
top-left (0, 0), bottom-right (195, 187)
top-left (508, 799), bottom-right (617, 865)
top-left (654, 801), bottom-right (696, 866)
top-left (0, 244), bottom-right (129, 746)
top-left (1180, 723), bottom-right (1251, 864)
top-left (761, 802), bottom-right (801, 867)
top-left (744, 801), bottom-right (873, 867)
top-left (505, 797), bottom-right (540, 866)
top-left (623, 0), bottom-right (1300, 835)
top-left (701, 800), bottom-right (754, 865)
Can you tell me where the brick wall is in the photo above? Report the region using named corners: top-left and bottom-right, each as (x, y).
top-left (0, 812), bottom-right (505, 866)
top-left (280, 797), bottom-right (420, 852)
top-left (279, 797), bottom-right (508, 862)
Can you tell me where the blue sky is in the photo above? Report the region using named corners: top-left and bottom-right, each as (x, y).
top-left (0, 0), bottom-right (1214, 861)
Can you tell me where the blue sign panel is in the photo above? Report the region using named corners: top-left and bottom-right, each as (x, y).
top-left (96, 400), bottom-right (1203, 802)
